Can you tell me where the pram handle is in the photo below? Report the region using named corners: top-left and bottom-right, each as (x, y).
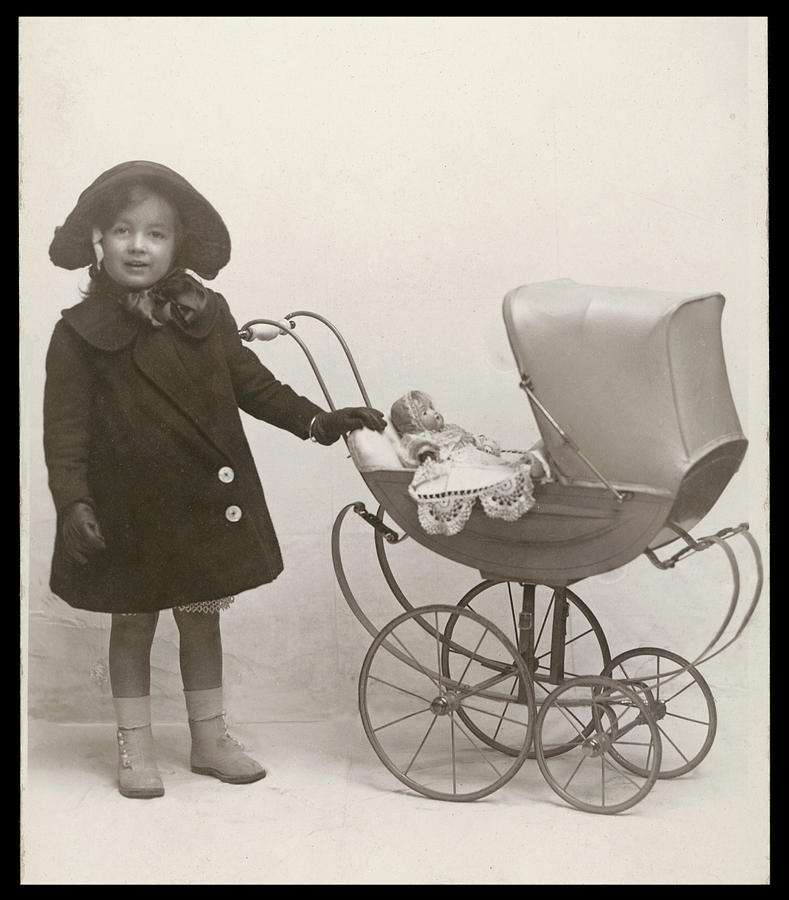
top-left (239, 311), bottom-right (374, 411)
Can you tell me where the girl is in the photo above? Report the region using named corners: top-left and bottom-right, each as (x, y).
top-left (43, 160), bottom-right (386, 799)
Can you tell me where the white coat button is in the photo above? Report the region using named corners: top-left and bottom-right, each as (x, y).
top-left (218, 466), bottom-right (235, 483)
top-left (225, 505), bottom-right (242, 523)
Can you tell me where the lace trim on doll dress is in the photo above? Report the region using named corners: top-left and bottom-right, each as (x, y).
top-left (408, 456), bottom-right (536, 536)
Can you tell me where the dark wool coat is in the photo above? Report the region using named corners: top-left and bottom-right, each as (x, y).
top-left (43, 287), bottom-right (325, 614)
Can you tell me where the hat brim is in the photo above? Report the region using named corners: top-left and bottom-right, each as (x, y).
top-left (49, 161), bottom-right (231, 280)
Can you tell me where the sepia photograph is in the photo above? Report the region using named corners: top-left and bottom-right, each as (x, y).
top-left (19, 16), bottom-right (769, 884)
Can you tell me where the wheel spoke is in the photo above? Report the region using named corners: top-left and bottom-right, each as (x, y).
top-left (562, 753), bottom-right (587, 791)
top-left (615, 662), bottom-right (634, 688)
top-left (535, 627), bottom-right (595, 662)
top-left (367, 675), bottom-right (432, 705)
top-left (450, 711), bottom-right (457, 794)
top-left (373, 706), bottom-right (432, 733)
top-left (451, 717), bottom-right (504, 777)
top-left (663, 680), bottom-right (697, 704)
top-left (456, 624), bottom-right (491, 687)
top-left (433, 612), bottom-right (443, 693)
top-left (655, 655), bottom-right (661, 701)
top-left (552, 697), bottom-right (596, 739)
top-left (455, 667), bottom-right (520, 701)
top-left (534, 594), bottom-right (554, 654)
top-left (507, 583), bottom-right (518, 643)
top-left (601, 755), bottom-right (605, 807)
top-left (403, 714), bottom-right (439, 776)
top-left (665, 710), bottom-right (709, 726)
top-left (460, 702), bottom-right (530, 729)
top-left (490, 676), bottom-right (519, 740)
top-left (657, 723), bottom-right (690, 764)
top-left (391, 632), bottom-right (441, 690)
top-left (493, 701), bottom-right (511, 741)
top-left (601, 752), bottom-right (646, 790)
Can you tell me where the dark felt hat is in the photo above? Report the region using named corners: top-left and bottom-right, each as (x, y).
top-left (49, 160), bottom-right (231, 280)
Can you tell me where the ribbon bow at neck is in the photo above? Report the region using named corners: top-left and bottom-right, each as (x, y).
top-left (113, 269), bottom-right (211, 330)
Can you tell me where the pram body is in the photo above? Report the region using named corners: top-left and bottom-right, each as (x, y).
top-left (241, 278), bottom-right (762, 814)
top-left (351, 279), bottom-right (747, 584)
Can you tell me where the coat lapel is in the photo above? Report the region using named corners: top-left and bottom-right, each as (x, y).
top-left (63, 287), bottom-right (242, 463)
top-left (132, 325), bottom-right (239, 462)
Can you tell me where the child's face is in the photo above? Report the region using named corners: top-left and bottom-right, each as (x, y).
top-left (99, 190), bottom-right (178, 290)
top-left (418, 405), bottom-right (444, 431)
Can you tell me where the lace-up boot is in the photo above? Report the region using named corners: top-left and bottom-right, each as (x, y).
top-left (184, 687), bottom-right (266, 784)
top-left (115, 725), bottom-right (165, 798)
top-left (113, 696), bottom-right (164, 799)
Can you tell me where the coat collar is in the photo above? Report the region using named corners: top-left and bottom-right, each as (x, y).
top-left (60, 285), bottom-right (219, 351)
top-left (61, 286), bottom-right (236, 462)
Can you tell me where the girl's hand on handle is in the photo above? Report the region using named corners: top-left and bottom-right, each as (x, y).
top-left (310, 407), bottom-right (387, 445)
top-left (62, 501), bottom-right (106, 564)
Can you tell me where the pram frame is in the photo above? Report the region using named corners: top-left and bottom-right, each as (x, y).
top-left (240, 306), bottom-right (762, 812)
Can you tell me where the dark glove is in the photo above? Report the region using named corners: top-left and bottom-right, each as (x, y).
top-left (62, 501), bottom-right (106, 564)
top-left (310, 407), bottom-right (387, 446)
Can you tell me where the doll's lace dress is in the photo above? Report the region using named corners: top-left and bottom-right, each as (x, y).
top-left (408, 441), bottom-right (537, 536)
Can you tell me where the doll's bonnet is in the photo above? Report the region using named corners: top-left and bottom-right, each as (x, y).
top-left (390, 390), bottom-right (435, 435)
top-left (48, 160), bottom-right (232, 280)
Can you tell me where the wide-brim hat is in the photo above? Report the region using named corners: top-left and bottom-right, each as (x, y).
top-left (49, 160), bottom-right (231, 280)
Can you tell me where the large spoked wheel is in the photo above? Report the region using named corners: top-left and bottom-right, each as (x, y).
top-left (534, 676), bottom-right (662, 814)
top-left (441, 582), bottom-right (611, 758)
top-left (601, 647), bottom-right (718, 779)
top-left (359, 604), bottom-right (536, 802)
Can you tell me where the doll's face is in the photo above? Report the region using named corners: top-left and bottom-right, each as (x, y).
top-left (417, 405), bottom-right (444, 431)
top-left (98, 189), bottom-right (179, 290)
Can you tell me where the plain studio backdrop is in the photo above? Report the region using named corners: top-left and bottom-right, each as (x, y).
top-left (20, 16), bottom-right (768, 884)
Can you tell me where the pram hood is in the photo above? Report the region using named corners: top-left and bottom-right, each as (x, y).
top-left (503, 279), bottom-right (747, 512)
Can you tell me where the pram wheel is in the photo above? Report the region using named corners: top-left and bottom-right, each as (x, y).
top-left (358, 604), bottom-right (536, 802)
top-left (600, 647), bottom-right (718, 779)
top-left (441, 582), bottom-right (610, 758)
top-left (534, 675), bottom-right (662, 814)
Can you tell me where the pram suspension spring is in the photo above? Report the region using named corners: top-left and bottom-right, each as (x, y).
top-left (352, 502), bottom-right (405, 544)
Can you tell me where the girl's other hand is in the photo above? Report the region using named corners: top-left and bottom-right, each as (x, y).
top-left (62, 501), bottom-right (106, 564)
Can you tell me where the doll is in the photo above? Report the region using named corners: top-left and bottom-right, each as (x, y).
top-left (389, 391), bottom-right (550, 535)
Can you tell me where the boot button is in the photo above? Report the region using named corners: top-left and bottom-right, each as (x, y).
top-left (218, 466), bottom-right (235, 483)
top-left (225, 505), bottom-right (242, 523)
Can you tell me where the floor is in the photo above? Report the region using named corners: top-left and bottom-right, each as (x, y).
top-left (21, 684), bottom-right (769, 885)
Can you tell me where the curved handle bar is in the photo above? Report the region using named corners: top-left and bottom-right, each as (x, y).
top-left (239, 310), bottom-right (374, 412)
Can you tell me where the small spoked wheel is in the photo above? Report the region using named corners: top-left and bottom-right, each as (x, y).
top-left (359, 604), bottom-right (536, 802)
top-left (534, 675), bottom-right (662, 814)
top-left (601, 647), bottom-right (718, 779)
top-left (441, 582), bottom-right (610, 759)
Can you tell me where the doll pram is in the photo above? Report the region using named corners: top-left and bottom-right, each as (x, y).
top-left (240, 278), bottom-right (763, 814)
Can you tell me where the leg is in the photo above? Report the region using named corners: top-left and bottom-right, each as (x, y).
top-left (173, 607), bottom-right (265, 785)
top-left (172, 608), bottom-right (222, 690)
top-left (109, 611), bottom-right (159, 697)
top-left (108, 612), bottom-right (164, 799)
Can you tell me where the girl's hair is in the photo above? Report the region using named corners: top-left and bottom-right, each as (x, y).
top-left (83, 180), bottom-right (184, 296)
top-left (91, 179), bottom-right (183, 238)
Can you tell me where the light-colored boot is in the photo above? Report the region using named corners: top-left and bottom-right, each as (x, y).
top-left (114, 697), bottom-right (164, 799)
top-left (184, 687), bottom-right (266, 784)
